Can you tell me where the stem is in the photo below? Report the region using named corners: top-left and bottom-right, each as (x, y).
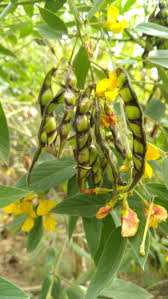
top-left (69, 37), bottom-right (78, 65)
top-left (46, 238), bottom-right (67, 299)
top-left (140, 197), bottom-right (154, 256)
top-left (101, 28), bottom-right (115, 69)
top-left (68, 0), bottom-right (95, 83)
top-left (0, 0), bottom-right (45, 7)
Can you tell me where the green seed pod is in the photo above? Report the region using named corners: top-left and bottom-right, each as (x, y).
top-left (116, 67), bottom-right (147, 191)
top-left (74, 86), bottom-right (92, 190)
top-left (94, 100), bottom-right (124, 189)
top-left (90, 145), bottom-right (103, 187)
top-left (38, 68), bottom-right (56, 116)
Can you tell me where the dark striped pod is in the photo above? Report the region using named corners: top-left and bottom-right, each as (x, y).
top-left (38, 68), bottom-right (56, 116)
top-left (57, 87), bottom-right (76, 158)
top-left (27, 90), bottom-right (64, 186)
top-left (116, 67), bottom-right (147, 190)
top-left (90, 145), bottom-right (103, 187)
top-left (104, 103), bottom-right (127, 160)
top-left (101, 152), bottom-right (108, 175)
top-left (94, 100), bottom-right (123, 189)
top-left (74, 87), bottom-right (92, 190)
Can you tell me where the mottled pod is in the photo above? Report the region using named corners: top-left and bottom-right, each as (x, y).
top-left (57, 87), bottom-right (76, 158)
top-left (74, 86), bottom-right (92, 190)
top-left (90, 145), bottom-right (103, 187)
top-left (38, 68), bottom-right (56, 116)
top-left (116, 67), bottom-right (147, 190)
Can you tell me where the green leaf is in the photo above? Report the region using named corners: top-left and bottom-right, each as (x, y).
top-left (87, 0), bottom-right (106, 20)
top-left (72, 241), bottom-right (90, 259)
top-left (67, 175), bottom-right (79, 240)
top-left (162, 158), bottom-right (168, 191)
top-left (136, 22), bottom-right (168, 39)
top-left (27, 216), bottom-right (43, 252)
top-left (0, 44), bottom-right (15, 57)
top-left (145, 183), bottom-right (168, 199)
top-left (84, 227), bottom-right (127, 299)
top-left (94, 214), bottom-right (116, 264)
top-left (23, 4), bottom-right (34, 17)
top-left (101, 279), bottom-right (153, 299)
top-left (38, 6), bottom-right (68, 35)
top-left (148, 50), bottom-right (168, 69)
top-left (39, 275), bottom-right (61, 299)
top-left (45, 0), bottom-right (67, 12)
top-left (83, 217), bottom-right (102, 258)
top-left (52, 193), bottom-right (111, 217)
top-left (0, 276), bottom-right (29, 298)
top-left (73, 46), bottom-right (89, 89)
top-left (144, 99), bottom-right (165, 121)
top-left (0, 185), bottom-right (30, 208)
top-left (36, 23), bottom-right (62, 40)
top-left (129, 193), bottom-right (150, 269)
top-left (15, 157), bottom-right (76, 192)
top-left (121, 0), bottom-right (136, 12)
top-left (66, 287), bottom-right (83, 299)
top-left (0, 102), bottom-right (10, 163)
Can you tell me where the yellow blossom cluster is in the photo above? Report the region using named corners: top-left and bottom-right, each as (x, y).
top-left (3, 193), bottom-right (57, 232)
top-left (102, 6), bottom-right (127, 33)
top-left (96, 70), bottom-right (118, 102)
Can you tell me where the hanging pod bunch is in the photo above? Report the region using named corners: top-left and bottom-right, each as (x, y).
top-left (74, 86), bottom-right (93, 191)
top-left (89, 144), bottom-right (103, 188)
top-left (116, 67), bottom-right (147, 191)
top-left (57, 72), bottom-right (77, 158)
top-left (27, 69), bottom-right (64, 186)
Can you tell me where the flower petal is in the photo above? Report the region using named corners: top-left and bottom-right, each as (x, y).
top-left (37, 200), bottom-right (57, 216)
top-left (144, 204), bottom-right (167, 229)
top-left (21, 217), bottom-right (34, 232)
top-left (106, 20), bottom-right (127, 33)
top-left (121, 209), bottom-right (139, 237)
top-left (143, 161), bottom-right (153, 178)
top-left (43, 214), bottom-right (55, 231)
top-left (3, 201), bottom-right (23, 215)
top-left (96, 78), bottom-right (113, 97)
top-left (107, 6), bottom-right (119, 23)
top-left (96, 204), bottom-right (112, 219)
top-left (21, 201), bottom-right (36, 218)
top-left (104, 90), bottom-right (118, 101)
top-left (146, 143), bottom-right (160, 161)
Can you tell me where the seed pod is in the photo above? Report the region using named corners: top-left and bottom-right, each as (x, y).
top-left (38, 68), bottom-right (56, 116)
top-left (116, 67), bottom-right (147, 191)
top-left (104, 103), bottom-right (127, 160)
top-left (74, 86), bottom-right (92, 190)
top-left (57, 87), bottom-right (76, 158)
top-left (90, 145), bottom-right (103, 187)
top-left (27, 89), bottom-right (64, 187)
top-left (94, 100), bottom-right (123, 189)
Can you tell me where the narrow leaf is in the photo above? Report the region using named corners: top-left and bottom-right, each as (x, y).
top-left (0, 102), bottom-right (10, 163)
top-left (0, 185), bottom-right (30, 208)
top-left (38, 6), bottom-right (68, 35)
top-left (73, 46), bottom-right (89, 89)
top-left (87, 0), bottom-right (105, 20)
top-left (145, 99), bottom-right (165, 121)
top-left (27, 216), bottom-right (43, 252)
top-left (0, 276), bottom-right (29, 298)
top-left (101, 279), bottom-right (153, 299)
top-left (0, 44), bottom-right (15, 57)
top-left (148, 50), bottom-right (168, 69)
top-left (162, 157), bottom-right (168, 191)
top-left (67, 175), bottom-right (79, 240)
top-left (45, 0), bottom-right (67, 12)
top-left (52, 193), bottom-right (111, 217)
top-left (83, 217), bottom-right (102, 258)
top-left (15, 157), bottom-right (76, 192)
top-left (84, 227), bottom-right (127, 299)
top-left (145, 183), bottom-right (168, 199)
top-left (136, 22), bottom-right (168, 39)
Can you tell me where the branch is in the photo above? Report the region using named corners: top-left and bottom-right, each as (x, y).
top-left (0, 0), bottom-right (45, 7)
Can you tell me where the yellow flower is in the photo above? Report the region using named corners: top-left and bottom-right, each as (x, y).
top-left (37, 200), bottom-right (57, 231)
top-left (96, 71), bottom-right (118, 101)
top-left (102, 6), bottom-right (127, 33)
top-left (96, 203), bottom-right (112, 219)
top-left (121, 208), bottom-right (139, 237)
top-left (21, 216), bottom-right (35, 232)
top-left (144, 204), bottom-right (167, 229)
top-left (143, 143), bottom-right (160, 178)
top-left (3, 201), bottom-right (23, 215)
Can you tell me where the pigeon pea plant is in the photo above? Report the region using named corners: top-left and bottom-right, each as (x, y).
top-left (1, 0), bottom-right (168, 298)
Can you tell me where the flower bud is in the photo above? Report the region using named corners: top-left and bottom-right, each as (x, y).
top-left (96, 204), bottom-right (112, 219)
top-left (121, 208), bottom-right (139, 237)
